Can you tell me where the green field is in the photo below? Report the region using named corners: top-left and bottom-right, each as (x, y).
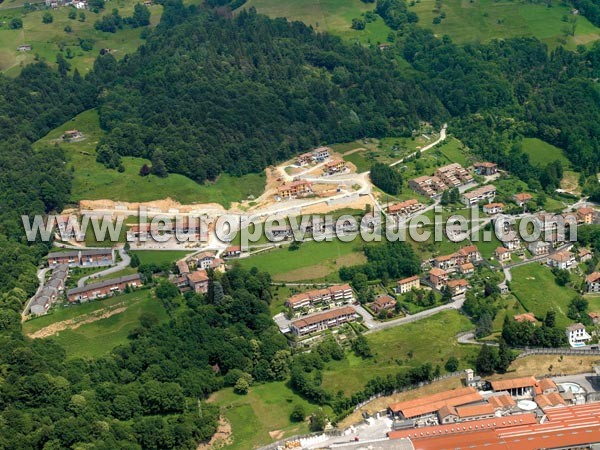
top-left (211, 382), bottom-right (327, 450)
top-left (410, 0), bottom-right (600, 49)
top-left (509, 263), bottom-right (577, 327)
top-left (23, 289), bottom-right (168, 359)
top-left (436, 137), bottom-right (472, 168)
top-left (33, 109), bottom-right (266, 207)
top-left (321, 310), bottom-right (478, 394)
top-left (237, 238), bottom-right (366, 282)
top-left (0, 0), bottom-right (162, 75)
top-left (244, 0), bottom-right (392, 44)
top-left (522, 138), bottom-right (571, 168)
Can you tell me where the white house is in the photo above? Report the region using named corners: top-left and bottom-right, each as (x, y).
top-left (566, 323), bottom-right (591, 348)
top-left (547, 251), bottom-right (576, 271)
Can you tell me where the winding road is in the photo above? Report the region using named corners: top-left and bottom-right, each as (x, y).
top-left (76, 248), bottom-right (131, 287)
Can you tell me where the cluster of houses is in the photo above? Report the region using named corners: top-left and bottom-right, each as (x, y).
top-left (295, 147), bottom-right (331, 166)
top-left (289, 306), bottom-right (358, 337)
top-left (47, 248), bottom-right (114, 268)
top-left (409, 163), bottom-right (474, 198)
top-left (514, 313), bottom-right (594, 348)
top-left (66, 274), bottom-right (143, 302)
top-left (386, 199), bottom-right (424, 217)
top-left (285, 284), bottom-right (354, 314)
top-left (126, 219), bottom-right (209, 242)
top-left (425, 245), bottom-right (482, 296)
top-left (29, 265), bottom-right (68, 315)
top-left (276, 180), bottom-right (314, 200)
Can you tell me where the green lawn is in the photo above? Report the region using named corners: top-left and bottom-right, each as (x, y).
top-left (410, 0), bottom-right (600, 49)
top-left (130, 249), bottom-right (192, 266)
top-left (32, 109), bottom-right (266, 207)
top-left (0, 0), bottom-right (163, 75)
top-left (48, 292), bottom-right (168, 358)
top-left (211, 382), bottom-right (327, 450)
top-left (244, 0), bottom-right (392, 45)
top-left (321, 310), bottom-right (478, 394)
top-left (509, 263), bottom-right (577, 327)
top-left (436, 137), bottom-right (471, 167)
top-left (522, 138), bottom-right (571, 168)
top-left (237, 239), bottom-right (366, 282)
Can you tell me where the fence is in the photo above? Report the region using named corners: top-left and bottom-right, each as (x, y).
top-left (515, 347), bottom-right (600, 358)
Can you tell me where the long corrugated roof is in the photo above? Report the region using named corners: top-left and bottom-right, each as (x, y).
top-left (389, 387), bottom-right (480, 416)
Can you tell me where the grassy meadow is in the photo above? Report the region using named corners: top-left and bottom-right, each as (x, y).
top-left (410, 0), bottom-right (600, 49)
top-left (23, 289), bottom-right (168, 358)
top-left (237, 238), bottom-right (366, 282)
top-left (0, 0), bottom-right (162, 76)
top-left (321, 310), bottom-right (478, 394)
top-left (509, 262), bottom-right (577, 327)
top-left (522, 137), bottom-right (572, 168)
top-left (33, 109), bottom-right (266, 207)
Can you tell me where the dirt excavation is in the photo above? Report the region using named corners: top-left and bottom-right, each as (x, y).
top-left (197, 417), bottom-right (232, 450)
top-left (27, 305), bottom-right (127, 339)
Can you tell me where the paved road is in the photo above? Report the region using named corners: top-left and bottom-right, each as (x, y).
top-left (76, 248), bottom-right (131, 287)
top-left (22, 267), bottom-right (50, 318)
top-left (363, 295), bottom-right (465, 334)
top-left (389, 124), bottom-right (447, 168)
top-left (456, 331), bottom-right (499, 346)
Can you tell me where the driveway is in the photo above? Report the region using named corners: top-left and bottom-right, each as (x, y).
top-left (77, 248), bottom-right (131, 287)
top-left (364, 295), bottom-right (465, 334)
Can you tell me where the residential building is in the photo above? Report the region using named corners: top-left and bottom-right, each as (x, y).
top-left (589, 312), bottom-right (600, 324)
top-left (461, 185), bottom-right (496, 206)
top-left (514, 313), bottom-right (536, 324)
top-left (387, 199), bottom-right (422, 216)
top-left (176, 260), bottom-right (190, 275)
top-left (194, 252), bottom-right (216, 270)
top-left (224, 246), bottom-right (241, 257)
top-left (473, 162), bottom-right (498, 176)
top-left (268, 225), bottom-right (293, 239)
top-left (435, 163), bottom-right (474, 187)
top-left (409, 175), bottom-right (448, 198)
top-left (285, 284), bottom-right (354, 310)
top-left (482, 202), bottom-right (503, 215)
top-left (17, 44), bottom-right (32, 52)
top-left (433, 253), bottom-right (459, 271)
top-left (457, 245), bottom-right (482, 264)
top-left (459, 262), bottom-right (474, 277)
top-left (311, 146), bottom-right (331, 162)
top-left (47, 248), bottom-right (114, 268)
top-left (296, 152), bottom-right (313, 166)
top-left (324, 159), bottom-right (346, 174)
top-left (186, 269), bottom-right (209, 294)
top-left (447, 278), bottom-right (468, 296)
top-left (547, 250), bottom-right (576, 270)
top-left (289, 306), bottom-right (358, 336)
top-left (578, 247), bottom-right (593, 262)
top-left (29, 265), bottom-right (68, 315)
top-left (277, 180), bottom-right (313, 199)
top-left (566, 323), bottom-right (591, 347)
top-left (576, 206), bottom-right (595, 224)
top-left (429, 268), bottom-right (448, 290)
top-left (495, 247), bottom-right (511, 263)
top-left (55, 214), bottom-right (85, 240)
top-left (587, 272), bottom-right (600, 293)
top-left (528, 240), bottom-right (551, 257)
top-left (371, 294), bottom-right (397, 314)
top-left (396, 275), bottom-right (420, 294)
top-left (502, 237), bottom-right (521, 251)
top-left (66, 274), bottom-right (142, 302)
top-left (513, 192), bottom-right (533, 207)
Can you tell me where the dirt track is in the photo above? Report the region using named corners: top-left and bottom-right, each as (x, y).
top-left (27, 306), bottom-right (127, 339)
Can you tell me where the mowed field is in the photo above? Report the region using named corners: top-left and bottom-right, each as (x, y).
top-left (0, 0), bottom-right (162, 76)
top-left (321, 310), bottom-right (478, 394)
top-left (33, 109), bottom-right (266, 207)
top-left (244, 0), bottom-right (392, 44)
top-left (410, 0), bottom-right (600, 49)
top-left (236, 239), bottom-right (366, 282)
top-left (509, 263), bottom-right (577, 327)
top-left (23, 289), bottom-right (168, 358)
